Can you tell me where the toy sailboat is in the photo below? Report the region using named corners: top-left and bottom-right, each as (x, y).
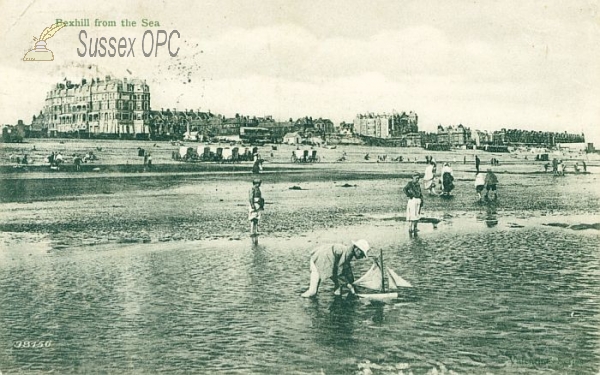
top-left (353, 249), bottom-right (412, 302)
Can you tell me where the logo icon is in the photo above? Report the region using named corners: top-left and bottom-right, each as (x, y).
top-left (23, 22), bottom-right (66, 61)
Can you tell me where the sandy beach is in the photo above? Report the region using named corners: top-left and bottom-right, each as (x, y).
top-left (1, 139), bottom-right (599, 374)
top-left (1, 138), bottom-right (599, 247)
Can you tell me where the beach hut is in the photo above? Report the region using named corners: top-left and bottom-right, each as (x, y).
top-left (179, 146), bottom-right (190, 159)
top-left (222, 147), bottom-right (233, 161)
top-left (283, 132), bottom-right (302, 145)
top-left (201, 146), bottom-right (211, 161)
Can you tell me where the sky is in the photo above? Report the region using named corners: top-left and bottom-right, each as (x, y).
top-left (0, 0), bottom-right (599, 143)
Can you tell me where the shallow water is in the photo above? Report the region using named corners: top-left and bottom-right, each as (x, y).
top-left (1, 166), bottom-right (599, 374)
top-left (0, 220), bottom-right (598, 374)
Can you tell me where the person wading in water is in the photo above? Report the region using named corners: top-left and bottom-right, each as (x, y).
top-left (404, 172), bottom-right (423, 236)
top-left (484, 168), bottom-right (499, 201)
top-left (248, 179), bottom-right (264, 244)
top-left (301, 240), bottom-right (370, 298)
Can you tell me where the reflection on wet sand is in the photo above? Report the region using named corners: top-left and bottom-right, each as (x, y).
top-left (1, 160), bottom-right (599, 373)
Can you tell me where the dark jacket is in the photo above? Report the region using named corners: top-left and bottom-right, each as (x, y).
top-left (485, 172), bottom-right (498, 186)
top-left (403, 180), bottom-right (423, 199)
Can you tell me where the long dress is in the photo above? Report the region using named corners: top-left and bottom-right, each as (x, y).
top-left (441, 166), bottom-right (454, 194)
top-left (423, 164), bottom-right (435, 190)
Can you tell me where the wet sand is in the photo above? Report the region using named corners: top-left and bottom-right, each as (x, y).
top-left (1, 140), bottom-right (600, 374)
top-left (0, 155), bottom-right (598, 251)
top-left (1, 211), bottom-right (599, 374)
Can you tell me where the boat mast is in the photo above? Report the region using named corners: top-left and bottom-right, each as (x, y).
top-left (380, 249), bottom-right (385, 292)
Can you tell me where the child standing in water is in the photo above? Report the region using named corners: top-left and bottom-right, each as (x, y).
top-left (248, 179), bottom-right (264, 240)
top-left (484, 168), bottom-right (499, 201)
top-left (403, 172), bottom-right (423, 235)
top-left (475, 172), bottom-right (485, 202)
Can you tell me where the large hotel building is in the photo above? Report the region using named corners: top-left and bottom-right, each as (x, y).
top-left (44, 76), bottom-right (150, 137)
top-left (353, 111), bottom-right (419, 138)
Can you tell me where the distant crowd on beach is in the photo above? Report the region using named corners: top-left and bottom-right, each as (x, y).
top-left (543, 158), bottom-right (587, 175)
top-left (6, 140), bottom-right (593, 176)
top-left (399, 151), bottom-right (592, 237)
top-left (46, 150), bottom-right (99, 171)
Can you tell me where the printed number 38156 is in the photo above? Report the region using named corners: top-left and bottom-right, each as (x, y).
top-left (13, 341), bottom-right (52, 348)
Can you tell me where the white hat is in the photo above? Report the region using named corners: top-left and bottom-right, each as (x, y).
top-left (352, 239), bottom-right (370, 257)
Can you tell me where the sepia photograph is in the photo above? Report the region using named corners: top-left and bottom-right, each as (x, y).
top-left (1, 0), bottom-right (599, 374)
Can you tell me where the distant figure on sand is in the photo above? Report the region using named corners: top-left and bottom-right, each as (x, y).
top-left (441, 163), bottom-right (454, 196)
top-left (475, 155), bottom-right (481, 173)
top-left (484, 168), bottom-right (498, 201)
top-left (252, 153), bottom-right (263, 174)
top-left (404, 172), bottom-right (423, 235)
top-left (475, 172), bottom-right (485, 202)
top-left (423, 162), bottom-right (437, 195)
top-left (301, 239), bottom-right (370, 298)
top-left (73, 155), bottom-right (82, 172)
top-left (552, 158), bottom-right (559, 175)
top-left (248, 179), bottom-right (264, 239)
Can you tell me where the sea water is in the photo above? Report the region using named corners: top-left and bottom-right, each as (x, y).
top-left (0, 219), bottom-right (598, 374)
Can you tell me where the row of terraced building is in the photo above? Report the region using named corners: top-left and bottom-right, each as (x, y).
top-left (30, 76), bottom-right (334, 140)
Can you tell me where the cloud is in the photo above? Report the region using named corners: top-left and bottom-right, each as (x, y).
top-left (196, 24), bottom-right (454, 81)
top-left (0, 0), bottom-right (599, 142)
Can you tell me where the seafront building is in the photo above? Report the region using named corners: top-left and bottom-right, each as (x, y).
top-left (491, 129), bottom-right (585, 146)
top-left (353, 111), bottom-right (418, 138)
top-left (149, 108), bottom-right (217, 139)
top-left (18, 78), bottom-right (587, 147)
top-left (472, 130), bottom-right (492, 147)
top-left (436, 124), bottom-right (471, 146)
top-left (352, 111), bottom-right (421, 146)
top-left (44, 76), bottom-right (150, 138)
top-left (39, 75), bottom-right (296, 140)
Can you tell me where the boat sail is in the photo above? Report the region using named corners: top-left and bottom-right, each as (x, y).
top-left (353, 250), bottom-right (412, 301)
